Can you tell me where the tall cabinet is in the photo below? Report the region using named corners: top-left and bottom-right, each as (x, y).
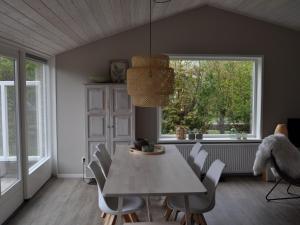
top-left (85, 84), bottom-right (135, 176)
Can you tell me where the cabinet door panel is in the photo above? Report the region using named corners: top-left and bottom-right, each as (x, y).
top-left (112, 87), bottom-right (131, 113)
top-left (87, 88), bottom-right (106, 112)
top-left (113, 115), bottom-right (131, 139)
top-left (88, 115), bottom-right (106, 139)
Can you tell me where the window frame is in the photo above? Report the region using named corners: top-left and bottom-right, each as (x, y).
top-left (157, 54), bottom-right (263, 142)
top-left (24, 55), bottom-right (51, 174)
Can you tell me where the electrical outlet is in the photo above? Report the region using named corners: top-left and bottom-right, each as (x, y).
top-left (81, 157), bottom-right (86, 164)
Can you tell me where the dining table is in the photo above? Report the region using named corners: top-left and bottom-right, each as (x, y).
top-left (102, 144), bottom-right (207, 225)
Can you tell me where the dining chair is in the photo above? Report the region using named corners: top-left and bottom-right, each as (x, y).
top-left (94, 150), bottom-right (111, 179)
top-left (187, 142), bottom-right (203, 170)
top-left (88, 161), bottom-right (144, 225)
top-left (193, 150), bottom-right (209, 180)
top-left (166, 159), bottom-right (226, 225)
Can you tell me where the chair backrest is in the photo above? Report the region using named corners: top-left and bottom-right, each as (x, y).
top-left (88, 161), bottom-right (118, 211)
top-left (88, 161), bottom-right (106, 192)
top-left (187, 142), bottom-right (202, 168)
top-left (94, 150), bottom-right (111, 178)
top-left (193, 149), bottom-right (208, 179)
top-left (203, 160), bottom-right (225, 210)
top-left (97, 143), bottom-right (112, 164)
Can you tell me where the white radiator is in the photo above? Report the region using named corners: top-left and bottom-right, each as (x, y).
top-left (176, 143), bottom-right (259, 174)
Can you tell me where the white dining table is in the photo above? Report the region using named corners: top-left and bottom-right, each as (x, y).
top-left (102, 144), bottom-right (207, 225)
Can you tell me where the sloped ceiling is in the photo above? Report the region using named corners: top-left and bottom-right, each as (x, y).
top-left (0, 0), bottom-right (299, 56)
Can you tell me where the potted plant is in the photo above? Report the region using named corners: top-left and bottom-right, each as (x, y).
top-left (176, 125), bottom-right (187, 140)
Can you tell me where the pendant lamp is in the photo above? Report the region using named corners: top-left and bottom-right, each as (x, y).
top-left (127, 0), bottom-right (174, 107)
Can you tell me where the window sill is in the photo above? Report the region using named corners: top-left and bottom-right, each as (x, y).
top-left (158, 137), bottom-right (262, 144)
top-left (28, 156), bottom-right (50, 175)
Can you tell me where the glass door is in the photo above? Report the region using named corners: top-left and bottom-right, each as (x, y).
top-left (0, 50), bottom-right (23, 225)
top-left (0, 55), bottom-right (19, 194)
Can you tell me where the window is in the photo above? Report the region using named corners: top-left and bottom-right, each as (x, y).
top-left (25, 56), bottom-right (49, 172)
top-left (159, 55), bottom-right (262, 141)
top-left (0, 55), bottom-right (19, 194)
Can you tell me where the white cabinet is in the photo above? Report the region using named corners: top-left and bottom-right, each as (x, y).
top-left (85, 84), bottom-right (135, 176)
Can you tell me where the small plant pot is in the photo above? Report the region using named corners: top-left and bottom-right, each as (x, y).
top-left (188, 133), bottom-right (195, 140)
top-left (196, 133), bottom-right (203, 139)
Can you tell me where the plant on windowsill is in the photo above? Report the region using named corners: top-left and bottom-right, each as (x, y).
top-left (175, 125), bottom-right (187, 140)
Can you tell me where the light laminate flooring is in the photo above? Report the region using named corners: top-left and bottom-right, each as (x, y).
top-left (4, 177), bottom-right (300, 225)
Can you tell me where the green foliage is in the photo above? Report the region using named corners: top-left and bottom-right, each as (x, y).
top-left (162, 59), bottom-right (253, 135)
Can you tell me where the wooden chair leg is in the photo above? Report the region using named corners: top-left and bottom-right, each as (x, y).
top-left (109, 215), bottom-right (116, 225)
top-left (193, 214), bottom-right (207, 225)
top-left (123, 214), bottom-right (131, 223)
top-left (104, 214), bottom-right (111, 225)
top-left (128, 213), bottom-right (139, 222)
top-left (164, 207), bottom-right (173, 221)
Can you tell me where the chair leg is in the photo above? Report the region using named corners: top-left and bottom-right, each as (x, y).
top-left (122, 214), bottom-right (131, 223)
top-left (128, 213), bottom-right (139, 222)
top-left (100, 212), bottom-right (106, 218)
top-left (193, 214), bottom-right (207, 225)
top-left (109, 215), bottom-right (116, 225)
top-left (104, 214), bottom-right (111, 225)
top-left (164, 207), bottom-right (173, 221)
top-left (266, 178), bottom-right (300, 201)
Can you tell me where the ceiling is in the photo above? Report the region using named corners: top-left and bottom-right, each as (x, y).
top-left (0, 0), bottom-right (299, 56)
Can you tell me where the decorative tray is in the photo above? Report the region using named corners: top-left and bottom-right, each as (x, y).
top-left (129, 145), bottom-right (165, 155)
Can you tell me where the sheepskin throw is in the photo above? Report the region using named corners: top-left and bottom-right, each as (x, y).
top-left (253, 134), bottom-right (300, 179)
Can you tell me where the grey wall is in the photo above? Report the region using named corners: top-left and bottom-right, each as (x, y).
top-left (56, 6), bottom-right (300, 174)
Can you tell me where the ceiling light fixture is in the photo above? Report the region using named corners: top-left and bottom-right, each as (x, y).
top-left (127, 0), bottom-right (174, 107)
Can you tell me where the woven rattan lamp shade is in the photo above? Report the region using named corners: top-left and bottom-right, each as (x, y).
top-left (127, 54), bottom-right (174, 107)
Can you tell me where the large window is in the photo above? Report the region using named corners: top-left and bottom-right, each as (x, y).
top-left (25, 57), bottom-right (49, 172)
top-left (159, 56), bottom-right (262, 141)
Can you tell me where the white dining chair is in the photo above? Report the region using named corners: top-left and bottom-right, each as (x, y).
top-left (167, 159), bottom-right (226, 225)
top-left (88, 161), bottom-right (144, 225)
top-left (187, 142), bottom-right (203, 169)
top-left (94, 150), bottom-right (111, 179)
top-left (193, 150), bottom-right (208, 180)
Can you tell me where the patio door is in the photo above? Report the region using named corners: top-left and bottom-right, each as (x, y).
top-left (0, 48), bottom-right (23, 224)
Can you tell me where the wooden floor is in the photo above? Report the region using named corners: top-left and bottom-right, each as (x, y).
top-left (4, 177), bottom-right (300, 225)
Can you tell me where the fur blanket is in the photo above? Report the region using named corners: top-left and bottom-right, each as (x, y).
top-left (253, 134), bottom-right (300, 179)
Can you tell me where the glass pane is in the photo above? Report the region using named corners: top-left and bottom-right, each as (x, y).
top-left (0, 55), bottom-right (18, 194)
top-left (25, 59), bottom-right (48, 170)
top-left (162, 59), bottom-right (254, 137)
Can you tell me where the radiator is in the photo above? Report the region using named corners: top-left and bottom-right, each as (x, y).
top-left (176, 143), bottom-right (259, 174)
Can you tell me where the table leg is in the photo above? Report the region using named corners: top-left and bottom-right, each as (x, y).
top-left (146, 196), bottom-right (152, 222)
top-left (116, 197), bottom-right (123, 225)
top-left (184, 195), bottom-right (191, 225)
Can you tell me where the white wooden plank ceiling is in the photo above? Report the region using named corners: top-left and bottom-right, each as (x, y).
top-left (0, 0), bottom-right (299, 56)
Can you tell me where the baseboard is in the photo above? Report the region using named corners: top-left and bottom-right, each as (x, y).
top-left (57, 173), bottom-right (83, 178)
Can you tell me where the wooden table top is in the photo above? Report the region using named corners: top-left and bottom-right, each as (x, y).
top-left (103, 144), bottom-right (207, 197)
